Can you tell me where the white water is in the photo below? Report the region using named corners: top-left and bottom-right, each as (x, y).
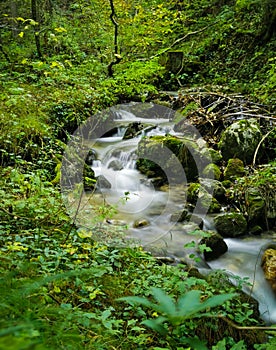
top-left (86, 106), bottom-right (276, 324)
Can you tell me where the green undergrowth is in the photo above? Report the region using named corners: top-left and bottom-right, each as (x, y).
top-left (0, 166), bottom-right (274, 349)
top-left (0, 1), bottom-right (276, 348)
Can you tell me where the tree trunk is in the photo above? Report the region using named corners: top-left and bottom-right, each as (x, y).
top-left (107, 0), bottom-right (121, 77)
top-left (31, 0), bottom-right (42, 58)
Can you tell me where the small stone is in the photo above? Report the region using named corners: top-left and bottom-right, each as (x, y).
top-left (133, 218), bottom-right (149, 228)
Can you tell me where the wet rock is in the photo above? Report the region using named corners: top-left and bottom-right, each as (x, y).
top-left (200, 232), bottom-right (228, 261)
top-left (108, 159), bottom-right (123, 171)
top-left (136, 135), bottom-right (209, 184)
top-left (199, 178), bottom-right (226, 200)
top-left (224, 158), bottom-right (245, 180)
top-left (190, 214), bottom-right (204, 229)
top-left (181, 222), bottom-right (202, 234)
top-left (85, 149), bottom-right (97, 165)
top-left (187, 183), bottom-right (221, 214)
top-left (170, 209), bottom-right (190, 222)
top-left (96, 175), bottom-right (112, 189)
top-left (101, 126), bottom-right (119, 137)
top-left (261, 248), bottom-right (276, 293)
top-left (123, 122), bottom-right (145, 140)
top-left (133, 218), bottom-right (149, 228)
top-left (202, 163), bottom-right (222, 180)
top-left (218, 118), bottom-right (262, 164)
top-left (106, 219), bottom-right (127, 226)
top-left (214, 212), bottom-right (247, 237)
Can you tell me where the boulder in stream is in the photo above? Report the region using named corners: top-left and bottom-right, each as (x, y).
top-left (214, 212), bottom-right (247, 237)
top-left (187, 183), bottom-right (221, 214)
top-left (136, 135), bottom-right (209, 185)
top-left (200, 232), bottom-right (228, 261)
top-left (199, 178), bottom-right (226, 200)
top-left (218, 118), bottom-right (262, 164)
top-left (261, 248), bottom-right (276, 294)
top-left (123, 122), bottom-right (145, 140)
top-left (108, 159), bottom-right (123, 171)
top-left (96, 175), bottom-right (112, 189)
top-left (85, 149), bottom-right (97, 166)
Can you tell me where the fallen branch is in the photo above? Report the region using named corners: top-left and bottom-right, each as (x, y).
top-left (218, 315), bottom-right (276, 331)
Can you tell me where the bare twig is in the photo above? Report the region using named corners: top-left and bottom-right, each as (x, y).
top-left (252, 129), bottom-right (275, 166)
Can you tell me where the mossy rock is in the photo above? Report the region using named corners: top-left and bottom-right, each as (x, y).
top-left (136, 135), bottom-right (208, 184)
top-left (187, 183), bottom-right (221, 214)
top-left (245, 187), bottom-right (266, 228)
top-left (214, 212), bottom-right (247, 237)
top-left (202, 163), bottom-right (221, 180)
top-left (123, 122), bottom-right (146, 140)
top-left (218, 119), bottom-right (262, 164)
top-left (224, 158), bottom-right (245, 180)
top-left (202, 148), bottom-right (222, 164)
top-left (199, 178), bottom-right (226, 200)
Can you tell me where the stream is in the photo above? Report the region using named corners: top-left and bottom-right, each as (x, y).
top-left (65, 103), bottom-right (276, 324)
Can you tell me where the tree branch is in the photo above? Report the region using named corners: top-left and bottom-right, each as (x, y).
top-left (108, 0), bottom-right (122, 77)
top-left (147, 21), bottom-right (219, 60)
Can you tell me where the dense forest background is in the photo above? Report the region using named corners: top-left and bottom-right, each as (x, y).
top-left (0, 1), bottom-right (275, 349)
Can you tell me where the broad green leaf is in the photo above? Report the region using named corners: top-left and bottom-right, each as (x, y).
top-left (142, 316), bottom-right (168, 335)
top-left (184, 337), bottom-right (208, 350)
top-left (117, 296), bottom-right (153, 309)
top-left (151, 287), bottom-right (176, 315)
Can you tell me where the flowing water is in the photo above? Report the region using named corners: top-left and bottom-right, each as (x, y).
top-left (84, 105), bottom-right (276, 324)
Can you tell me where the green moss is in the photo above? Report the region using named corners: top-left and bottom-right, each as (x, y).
top-left (218, 119), bottom-right (262, 164)
top-left (214, 213), bottom-right (248, 237)
top-left (224, 158), bottom-right (245, 180)
top-left (203, 163), bottom-right (222, 180)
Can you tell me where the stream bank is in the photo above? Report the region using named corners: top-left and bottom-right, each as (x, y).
top-left (61, 95), bottom-right (276, 324)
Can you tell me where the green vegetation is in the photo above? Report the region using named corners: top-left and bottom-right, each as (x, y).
top-left (0, 0), bottom-right (275, 348)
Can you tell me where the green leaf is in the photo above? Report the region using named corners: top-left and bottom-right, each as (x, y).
top-left (142, 317), bottom-right (168, 335)
top-left (151, 287), bottom-right (176, 315)
top-left (184, 337), bottom-right (208, 350)
top-left (117, 296), bottom-right (153, 309)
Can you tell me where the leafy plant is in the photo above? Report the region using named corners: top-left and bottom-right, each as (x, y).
top-left (119, 287), bottom-right (237, 349)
